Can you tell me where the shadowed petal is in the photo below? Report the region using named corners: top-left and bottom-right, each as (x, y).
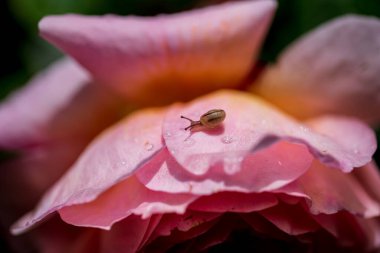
top-left (353, 161), bottom-right (380, 204)
top-left (39, 1), bottom-right (276, 105)
top-left (99, 215), bottom-right (153, 253)
top-left (278, 160), bottom-right (380, 218)
top-left (252, 15), bottom-right (380, 126)
top-left (11, 109), bottom-right (164, 235)
top-left (189, 192), bottom-right (278, 212)
top-left (259, 202), bottom-right (320, 235)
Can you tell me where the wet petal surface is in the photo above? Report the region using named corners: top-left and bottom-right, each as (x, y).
top-left (162, 90), bottom-right (376, 174)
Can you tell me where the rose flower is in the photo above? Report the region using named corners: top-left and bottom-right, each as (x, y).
top-left (1, 0), bottom-right (380, 252)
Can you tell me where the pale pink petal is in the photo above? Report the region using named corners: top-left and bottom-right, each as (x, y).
top-left (189, 192), bottom-right (277, 212)
top-left (0, 58), bottom-right (119, 149)
top-left (252, 15), bottom-right (380, 126)
top-left (39, 1), bottom-right (276, 105)
top-left (58, 176), bottom-right (196, 229)
top-left (137, 143), bottom-right (313, 195)
top-left (11, 109), bottom-right (164, 235)
top-left (163, 90), bottom-right (375, 175)
top-left (258, 202), bottom-right (320, 235)
top-left (306, 116), bottom-right (376, 160)
top-left (279, 160), bottom-right (380, 218)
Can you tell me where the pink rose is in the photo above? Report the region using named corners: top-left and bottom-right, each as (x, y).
top-left (1, 1), bottom-right (380, 252)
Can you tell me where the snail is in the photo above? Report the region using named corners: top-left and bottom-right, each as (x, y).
top-left (181, 109), bottom-right (226, 131)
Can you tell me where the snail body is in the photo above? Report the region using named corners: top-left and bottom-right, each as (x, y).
top-left (181, 109), bottom-right (226, 131)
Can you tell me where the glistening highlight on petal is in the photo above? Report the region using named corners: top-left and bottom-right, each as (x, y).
top-left (39, 0), bottom-right (276, 105)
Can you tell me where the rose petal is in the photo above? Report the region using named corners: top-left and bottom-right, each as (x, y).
top-left (58, 176), bottom-right (196, 229)
top-left (39, 1), bottom-right (276, 105)
top-left (137, 143), bottom-right (313, 194)
top-left (306, 115), bottom-right (377, 160)
top-left (252, 15), bottom-right (380, 126)
top-left (189, 192), bottom-right (277, 213)
top-left (258, 202), bottom-right (320, 235)
top-left (0, 58), bottom-right (119, 149)
top-left (279, 160), bottom-right (380, 218)
top-left (97, 215), bottom-right (150, 253)
top-left (313, 212), bottom-right (368, 248)
top-left (240, 213), bottom-right (289, 240)
top-left (353, 161), bottom-right (380, 204)
top-left (11, 109), bottom-right (164, 235)
top-left (145, 212), bottom-right (220, 252)
top-left (162, 90), bottom-right (375, 174)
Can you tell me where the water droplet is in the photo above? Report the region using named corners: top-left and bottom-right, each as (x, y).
top-left (278, 161), bottom-right (282, 166)
top-left (144, 142), bottom-right (154, 151)
top-left (223, 156), bottom-right (243, 174)
top-left (121, 160), bottom-right (127, 166)
top-left (164, 131), bottom-right (172, 138)
top-left (184, 137), bottom-right (195, 147)
top-left (170, 149), bottom-right (176, 155)
top-left (299, 125), bottom-right (310, 132)
top-left (221, 135), bottom-right (234, 144)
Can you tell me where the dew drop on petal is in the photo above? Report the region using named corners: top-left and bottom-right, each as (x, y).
top-left (223, 155), bottom-right (243, 174)
top-left (144, 142), bottom-right (154, 151)
top-left (278, 161), bottom-right (282, 166)
top-left (164, 131), bottom-right (172, 138)
top-left (221, 135), bottom-right (234, 144)
top-left (184, 137), bottom-right (195, 147)
top-left (299, 125), bottom-right (310, 132)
